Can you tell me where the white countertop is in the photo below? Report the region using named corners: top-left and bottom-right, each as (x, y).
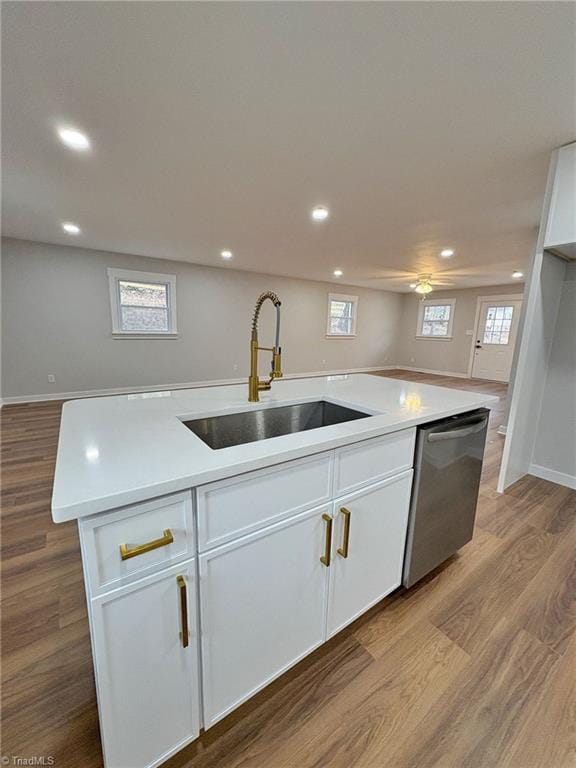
top-left (51, 374), bottom-right (498, 522)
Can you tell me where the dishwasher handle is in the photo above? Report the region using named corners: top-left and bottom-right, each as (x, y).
top-left (427, 416), bottom-right (488, 442)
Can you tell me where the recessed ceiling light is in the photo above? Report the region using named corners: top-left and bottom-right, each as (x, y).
top-left (57, 127), bottom-right (91, 151)
top-left (62, 222), bottom-right (81, 235)
top-left (512, 270), bottom-right (524, 279)
top-left (333, 269), bottom-right (343, 277)
top-left (220, 250), bottom-right (233, 260)
top-left (409, 283), bottom-right (417, 288)
top-left (440, 249), bottom-right (454, 258)
top-left (311, 206), bottom-right (329, 221)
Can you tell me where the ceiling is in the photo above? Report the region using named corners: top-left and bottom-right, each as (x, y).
top-left (2, 2), bottom-right (575, 292)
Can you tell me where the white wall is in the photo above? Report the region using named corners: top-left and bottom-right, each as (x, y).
top-left (530, 261), bottom-right (576, 484)
top-left (0, 244), bottom-right (2, 401)
top-left (1, 238), bottom-right (402, 400)
top-left (498, 251), bottom-right (567, 490)
top-left (395, 284), bottom-right (524, 377)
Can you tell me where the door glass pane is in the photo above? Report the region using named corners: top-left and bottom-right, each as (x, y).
top-left (483, 306), bottom-right (513, 344)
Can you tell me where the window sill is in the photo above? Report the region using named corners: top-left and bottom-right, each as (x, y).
top-left (112, 333), bottom-right (179, 340)
top-left (326, 333), bottom-right (357, 338)
top-left (415, 335), bottom-right (453, 341)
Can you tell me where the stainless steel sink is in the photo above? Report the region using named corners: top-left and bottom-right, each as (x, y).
top-left (183, 400), bottom-right (371, 450)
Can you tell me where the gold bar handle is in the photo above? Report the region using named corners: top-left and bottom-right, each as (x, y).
top-left (320, 513), bottom-right (333, 567)
top-left (177, 575), bottom-right (189, 648)
top-left (337, 507), bottom-right (351, 558)
top-left (119, 529), bottom-right (174, 561)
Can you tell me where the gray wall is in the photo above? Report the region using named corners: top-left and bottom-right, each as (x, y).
top-left (395, 284), bottom-right (524, 376)
top-left (531, 261), bottom-right (576, 478)
top-left (1, 238), bottom-right (402, 398)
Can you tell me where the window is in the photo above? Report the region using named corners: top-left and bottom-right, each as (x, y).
top-left (107, 268), bottom-right (177, 337)
top-left (483, 305), bottom-right (514, 345)
top-left (416, 298), bottom-right (455, 339)
top-left (326, 293), bottom-right (358, 336)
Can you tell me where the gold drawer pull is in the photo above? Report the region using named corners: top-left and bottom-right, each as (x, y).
top-left (119, 529), bottom-right (174, 561)
top-left (320, 513), bottom-right (333, 567)
top-left (337, 507), bottom-right (351, 558)
top-left (177, 575), bottom-right (189, 648)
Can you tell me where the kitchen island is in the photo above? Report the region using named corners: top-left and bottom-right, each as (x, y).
top-left (51, 374), bottom-right (497, 768)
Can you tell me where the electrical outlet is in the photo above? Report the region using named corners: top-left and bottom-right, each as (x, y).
top-left (410, 357), bottom-right (415, 363)
top-left (47, 374), bottom-right (56, 383)
top-left (233, 364), bottom-right (239, 372)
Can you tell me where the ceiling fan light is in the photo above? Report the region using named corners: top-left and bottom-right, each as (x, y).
top-left (414, 276), bottom-right (433, 294)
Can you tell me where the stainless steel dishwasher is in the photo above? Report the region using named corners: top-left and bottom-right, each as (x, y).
top-left (402, 408), bottom-right (489, 588)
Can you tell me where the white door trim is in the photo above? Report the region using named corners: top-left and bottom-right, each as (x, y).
top-left (467, 294), bottom-right (523, 379)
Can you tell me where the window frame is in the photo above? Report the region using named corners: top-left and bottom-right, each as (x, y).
top-left (415, 298), bottom-right (456, 340)
top-left (107, 268), bottom-right (178, 338)
top-left (326, 293), bottom-right (359, 338)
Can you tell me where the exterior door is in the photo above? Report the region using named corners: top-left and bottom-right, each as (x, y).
top-left (472, 298), bottom-right (522, 382)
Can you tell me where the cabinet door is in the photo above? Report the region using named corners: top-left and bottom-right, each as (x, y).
top-left (327, 471), bottom-right (412, 638)
top-left (91, 561), bottom-right (200, 768)
top-left (200, 506), bottom-right (329, 727)
top-left (545, 142), bottom-right (576, 249)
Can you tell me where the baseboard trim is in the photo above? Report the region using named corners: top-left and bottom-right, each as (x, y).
top-left (393, 366), bottom-right (469, 379)
top-left (0, 366), bottom-right (396, 406)
top-left (528, 463), bottom-right (576, 490)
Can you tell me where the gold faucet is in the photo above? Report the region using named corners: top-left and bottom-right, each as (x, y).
top-left (248, 291), bottom-right (283, 402)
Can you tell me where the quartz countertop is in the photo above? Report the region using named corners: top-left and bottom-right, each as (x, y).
top-left (51, 374), bottom-right (499, 522)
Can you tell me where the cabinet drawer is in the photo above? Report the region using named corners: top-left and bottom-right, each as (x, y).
top-left (79, 491), bottom-right (195, 596)
top-left (334, 429), bottom-right (415, 495)
top-left (197, 452), bottom-right (332, 551)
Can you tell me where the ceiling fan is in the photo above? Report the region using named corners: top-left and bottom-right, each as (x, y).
top-left (409, 272), bottom-right (462, 296)
top-left (372, 267), bottom-right (464, 292)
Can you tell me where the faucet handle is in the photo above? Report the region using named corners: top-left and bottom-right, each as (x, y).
top-left (271, 348), bottom-right (283, 379)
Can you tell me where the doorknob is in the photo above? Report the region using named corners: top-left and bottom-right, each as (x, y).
top-left (475, 344), bottom-right (482, 349)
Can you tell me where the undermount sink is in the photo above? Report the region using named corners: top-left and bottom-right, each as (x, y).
top-left (182, 400), bottom-right (371, 450)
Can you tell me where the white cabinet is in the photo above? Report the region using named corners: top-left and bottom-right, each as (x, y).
top-left (199, 466), bottom-right (415, 727)
top-left (79, 491), bottom-right (195, 596)
top-left (199, 507), bottom-right (329, 726)
top-left (333, 430), bottom-right (415, 495)
top-left (327, 471), bottom-right (413, 637)
top-left (544, 142), bottom-right (576, 255)
top-left (78, 427), bottom-right (417, 766)
top-left (197, 452), bottom-right (332, 551)
top-left (90, 561), bottom-right (200, 768)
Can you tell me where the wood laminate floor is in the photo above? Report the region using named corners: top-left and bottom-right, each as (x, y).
top-left (1, 371), bottom-right (575, 768)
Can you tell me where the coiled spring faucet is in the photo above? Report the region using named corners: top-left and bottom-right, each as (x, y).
top-left (248, 291), bottom-right (283, 402)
